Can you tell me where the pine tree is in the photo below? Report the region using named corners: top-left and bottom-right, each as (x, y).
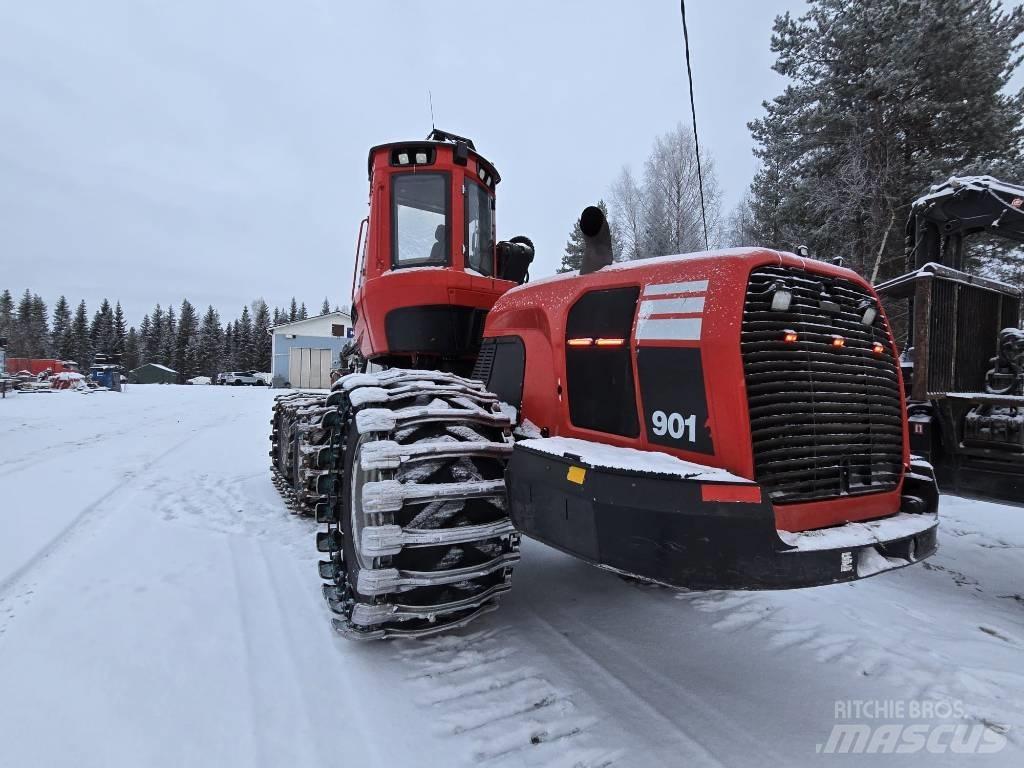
top-left (146, 305), bottom-right (164, 364)
top-left (298, 302), bottom-right (308, 320)
top-left (252, 299), bottom-right (271, 372)
top-left (11, 290), bottom-right (33, 357)
top-left (138, 315), bottom-right (153, 365)
top-left (29, 294), bottom-right (50, 357)
top-left (749, 0), bottom-right (1024, 279)
top-left (272, 307), bottom-right (281, 326)
top-left (124, 327), bottom-right (140, 371)
top-left (112, 302), bottom-right (127, 356)
top-left (223, 321), bottom-right (236, 372)
top-left (90, 299), bottom-right (115, 357)
top-left (70, 300), bottom-right (92, 369)
top-left (236, 306), bottom-right (254, 370)
top-left (198, 306), bottom-right (224, 377)
top-left (159, 306), bottom-right (177, 368)
top-left (175, 299), bottom-right (199, 378)
top-left (320, 297), bottom-right (331, 315)
top-left (51, 296), bottom-right (73, 359)
top-left (289, 298), bottom-right (298, 322)
top-left (0, 290), bottom-right (13, 348)
top-left (183, 336), bottom-right (201, 382)
top-left (558, 219), bottom-right (586, 273)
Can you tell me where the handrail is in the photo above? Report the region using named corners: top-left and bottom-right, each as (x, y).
top-left (351, 216), bottom-right (369, 302)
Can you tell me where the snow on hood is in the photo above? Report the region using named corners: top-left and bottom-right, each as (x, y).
top-left (517, 436), bottom-right (749, 483)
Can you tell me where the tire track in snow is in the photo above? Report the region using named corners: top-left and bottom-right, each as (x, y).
top-left (226, 536), bottom-right (270, 768)
top-left (514, 600), bottom-right (751, 768)
top-left (397, 627), bottom-right (617, 767)
top-left (153, 469), bottom-right (313, 549)
top-left (0, 413), bottom-right (232, 602)
top-left (251, 538), bottom-right (392, 767)
top-left (675, 579), bottom-right (1024, 745)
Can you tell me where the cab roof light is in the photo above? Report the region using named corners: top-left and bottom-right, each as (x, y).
top-left (567, 337), bottom-right (594, 347)
top-left (414, 151), bottom-right (428, 164)
top-left (397, 152), bottom-right (410, 165)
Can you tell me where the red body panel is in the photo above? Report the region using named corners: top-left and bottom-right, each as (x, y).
top-left (484, 249), bottom-right (910, 532)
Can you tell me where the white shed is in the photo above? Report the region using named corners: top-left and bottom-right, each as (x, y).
top-left (269, 311), bottom-right (353, 388)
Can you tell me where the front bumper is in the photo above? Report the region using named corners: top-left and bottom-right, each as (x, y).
top-left (507, 443), bottom-right (939, 590)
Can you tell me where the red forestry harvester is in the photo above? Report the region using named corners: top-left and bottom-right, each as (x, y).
top-left (271, 130), bottom-right (939, 639)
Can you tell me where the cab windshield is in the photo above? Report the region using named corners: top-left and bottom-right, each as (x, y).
top-left (392, 173), bottom-right (449, 268)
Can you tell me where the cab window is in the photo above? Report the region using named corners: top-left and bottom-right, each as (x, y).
top-left (465, 181), bottom-right (494, 276)
top-left (392, 173), bottom-right (449, 268)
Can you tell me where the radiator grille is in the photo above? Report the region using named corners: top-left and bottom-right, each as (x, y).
top-left (741, 266), bottom-right (904, 504)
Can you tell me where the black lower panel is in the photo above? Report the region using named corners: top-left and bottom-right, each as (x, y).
top-left (384, 305), bottom-right (489, 356)
top-left (507, 446), bottom-right (939, 590)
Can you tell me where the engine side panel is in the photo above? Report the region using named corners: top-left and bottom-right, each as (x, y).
top-left (484, 248), bottom-right (911, 532)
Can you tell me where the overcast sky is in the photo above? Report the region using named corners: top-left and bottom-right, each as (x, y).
top-left (1, 1), bottom-right (812, 326)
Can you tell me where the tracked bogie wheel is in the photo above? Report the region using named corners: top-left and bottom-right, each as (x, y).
top-left (269, 392), bottom-right (338, 515)
top-left (313, 369), bottom-right (519, 640)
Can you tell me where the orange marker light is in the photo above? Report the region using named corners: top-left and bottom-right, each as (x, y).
top-left (873, 342), bottom-right (885, 355)
top-left (783, 331), bottom-right (799, 343)
top-left (595, 338), bottom-right (626, 347)
top-left (567, 337), bottom-right (594, 347)
top-left (831, 336), bottom-right (846, 348)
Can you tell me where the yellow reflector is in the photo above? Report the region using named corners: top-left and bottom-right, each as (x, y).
top-left (566, 466), bottom-right (586, 484)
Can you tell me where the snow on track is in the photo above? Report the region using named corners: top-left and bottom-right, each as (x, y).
top-left (0, 386), bottom-right (1022, 766)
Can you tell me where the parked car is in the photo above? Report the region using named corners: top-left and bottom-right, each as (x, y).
top-left (219, 371), bottom-right (267, 386)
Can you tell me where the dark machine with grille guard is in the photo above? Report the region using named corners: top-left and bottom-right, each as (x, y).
top-left (877, 176), bottom-right (1024, 502)
top-left (271, 131), bottom-right (939, 640)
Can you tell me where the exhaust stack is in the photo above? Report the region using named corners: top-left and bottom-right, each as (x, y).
top-left (579, 206), bottom-right (613, 275)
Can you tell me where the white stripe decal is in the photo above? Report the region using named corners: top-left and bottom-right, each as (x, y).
top-left (642, 279), bottom-right (709, 297)
top-left (636, 317), bottom-right (703, 341)
top-left (639, 297), bottom-right (705, 317)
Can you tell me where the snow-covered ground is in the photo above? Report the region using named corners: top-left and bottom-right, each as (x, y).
top-left (1, 386), bottom-right (1022, 767)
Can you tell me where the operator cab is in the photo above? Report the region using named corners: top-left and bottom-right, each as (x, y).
top-left (350, 130), bottom-right (533, 370)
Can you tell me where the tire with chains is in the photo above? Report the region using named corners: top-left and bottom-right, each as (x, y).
top-left (271, 370), bottom-right (519, 639)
